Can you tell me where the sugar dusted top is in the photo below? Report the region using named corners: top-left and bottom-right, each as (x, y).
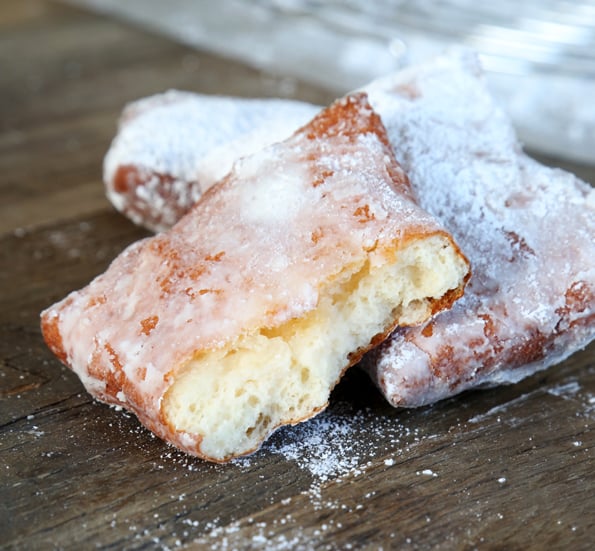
top-left (364, 50), bottom-right (595, 405)
top-left (104, 91), bottom-right (320, 231)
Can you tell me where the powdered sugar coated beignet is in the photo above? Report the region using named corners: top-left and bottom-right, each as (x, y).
top-left (104, 91), bottom-right (320, 232)
top-left (42, 93), bottom-right (469, 461)
top-left (363, 50), bottom-right (595, 406)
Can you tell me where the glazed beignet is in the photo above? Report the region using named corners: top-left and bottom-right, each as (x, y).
top-left (41, 93), bottom-right (469, 461)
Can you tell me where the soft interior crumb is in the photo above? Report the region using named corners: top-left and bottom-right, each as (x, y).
top-left (163, 235), bottom-right (467, 460)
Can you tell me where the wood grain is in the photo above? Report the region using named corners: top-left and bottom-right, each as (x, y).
top-left (1, 1), bottom-right (593, 550)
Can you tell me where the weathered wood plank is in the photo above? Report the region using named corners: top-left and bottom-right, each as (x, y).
top-left (0, 0), bottom-right (332, 234)
top-left (2, 292), bottom-right (593, 550)
top-left (1, 1), bottom-right (593, 550)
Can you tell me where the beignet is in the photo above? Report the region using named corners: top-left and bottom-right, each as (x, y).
top-left (42, 93), bottom-right (469, 461)
top-left (104, 91), bottom-right (319, 232)
top-left (363, 50), bottom-right (595, 405)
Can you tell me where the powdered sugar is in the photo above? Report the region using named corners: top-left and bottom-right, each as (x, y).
top-left (106, 92), bottom-right (318, 187)
top-left (266, 406), bottom-right (421, 483)
top-left (104, 91), bottom-right (319, 231)
top-left (191, 402), bottom-right (428, 549)
top-left (364, 49), bottom-right (595, 406)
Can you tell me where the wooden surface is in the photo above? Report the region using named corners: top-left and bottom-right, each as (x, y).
top-left (1, 1), bottom-right (594, 549)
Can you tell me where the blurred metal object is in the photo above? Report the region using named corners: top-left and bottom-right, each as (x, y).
top-left (264, 0), bottom-right (595, 77)
top-left (260, 0), bottom-right (595, 163)
top-left (66, 0), bottom-right (595, 163)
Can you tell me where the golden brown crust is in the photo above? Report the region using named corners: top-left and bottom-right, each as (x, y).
top-left (40, 311), bottom-right (68, 365)
top-left (111, 165), bottom-right (198, 231)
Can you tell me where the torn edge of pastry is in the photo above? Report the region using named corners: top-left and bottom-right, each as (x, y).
top-left (41, 92), bottom-right (470, 462)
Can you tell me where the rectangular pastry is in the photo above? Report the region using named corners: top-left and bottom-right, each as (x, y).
top-left (363, 50), bottom-right (595, 405)
top-left (41, 93), bottom-right (470, 461)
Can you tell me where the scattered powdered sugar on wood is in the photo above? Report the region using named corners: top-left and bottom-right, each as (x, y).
top-left (230, 401), bottom-right (429, 517)
top-left (547, 379), bottom-right (595, 418)
top-left (126, 394), bottom-right (432, 549)
top-left (466, 391), bottom-right (538, 425)
top-left (237, 404), bottom-right (422, 484)
top-left (267, 413), bottom-right (369, 483)
top-left (547, 380), bottom-right (582, 399)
